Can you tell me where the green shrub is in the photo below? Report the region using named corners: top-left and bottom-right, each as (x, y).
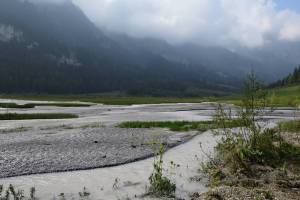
top-left (200, 159), bottom-right (226, 186)
top-left (212, 72), bottom-right (300, 175)
top-left (148, 144), bottom-right (176, 197)
top-left (216, 127), bottom-right (299, 174)
top-left (278, 120), bottom-right (300, 132)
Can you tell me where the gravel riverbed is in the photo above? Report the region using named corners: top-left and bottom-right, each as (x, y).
top-left (0, 126), bottom-right (195, 178)
top-left (0, 100), bottom-right (299, 199)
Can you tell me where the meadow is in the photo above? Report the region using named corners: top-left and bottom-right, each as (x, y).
top-left (222, 85), bottom-right (300, 107)
top-left (0, 84), bottom-right (299, 107)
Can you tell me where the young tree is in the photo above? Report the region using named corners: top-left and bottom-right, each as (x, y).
top-left (241, 71), bottom-right (268, 147)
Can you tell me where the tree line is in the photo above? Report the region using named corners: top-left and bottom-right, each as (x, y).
top-left (270, 65), bottom-right (300, 88)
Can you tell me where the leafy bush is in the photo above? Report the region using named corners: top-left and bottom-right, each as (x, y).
top-left (148, 144), bottom-right (176, 197)
top-left (200, 159), bottom-right (225, 186)
top-left (212, 72), bottom-right (300, 175)
top-left (216, 128), bottom-right (299, 174)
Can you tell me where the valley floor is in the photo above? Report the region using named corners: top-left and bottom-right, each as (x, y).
top-left (0, 100), bottom-right (299, 199)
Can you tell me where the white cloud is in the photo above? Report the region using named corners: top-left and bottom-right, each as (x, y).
top-left (277, 10), bottom-right (300, 41)
top-left (32, 0), bottom-right (300, 48)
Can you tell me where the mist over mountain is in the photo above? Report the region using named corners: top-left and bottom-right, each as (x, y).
top-left (0, 0), bottom-right (299, 96)
top-left (110, 33), bottom-right (299, 82)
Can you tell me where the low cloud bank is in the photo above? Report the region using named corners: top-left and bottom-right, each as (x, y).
top-left (27, 0), bottom-right (300, 48)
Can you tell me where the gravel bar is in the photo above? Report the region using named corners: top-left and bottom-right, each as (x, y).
top-left (0, 127), bottom-right (194, 178)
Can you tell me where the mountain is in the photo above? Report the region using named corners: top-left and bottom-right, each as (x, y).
top-left (0, 0), bottom-right (298, 96)
top-left (0, 0), bottom-right (244, 96)
top-left (235, 41), bottom-right (300, 81)
top-left (108, 33), bottom-right (300, 84)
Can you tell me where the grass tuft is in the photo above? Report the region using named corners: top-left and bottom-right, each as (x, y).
top-left (278, 120), bottom-right (300, 132)
top-left (118, 120), bottom-right (242, 132)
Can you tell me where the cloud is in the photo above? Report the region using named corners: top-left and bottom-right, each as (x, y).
top-left (277, 10), bottom-right (300, 42)
top-left (34, 0), bottom-right (300, 48)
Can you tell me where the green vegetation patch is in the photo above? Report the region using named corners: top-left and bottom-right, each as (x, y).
top-left (202, 73), bottom-right (300, 188)
top-left (216, 128), bottom-right (300, 172)
top-left (0, 95), bottom-right (216, 105)
top-left (0, 102), bottom-right (91, 109)
top-left (220, 85), bottom-right (300, 107)
top-left (0, 113), bottom-right (78, 120)
top-left (26, 103), bottom-right (91, 107)
top-left (1, 84), bottom-right (299, 107)
top-left (278, 120), bottom-right (300, 133)
top-left (0, 103), bottom-right (35, 109)
top-left (118, 120), bottom-right (241, 132)
top-left (148, 144), bottom-right (176, 197)
top-left (268, 85), bottom-right (300, 107)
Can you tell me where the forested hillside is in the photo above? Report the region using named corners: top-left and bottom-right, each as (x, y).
top-left (270, 66), bottom-right (300, 87)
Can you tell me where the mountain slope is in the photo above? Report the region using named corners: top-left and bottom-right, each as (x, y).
top-left (2, 0), bottom-right (298, 96)
top-left (108, 33), bottom-right (299, 83)
top-left (0, 0), bottom-right (243, 96)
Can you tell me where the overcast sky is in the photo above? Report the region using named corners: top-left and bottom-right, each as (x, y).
top-left (31, 0), bottom-right (300, 48)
